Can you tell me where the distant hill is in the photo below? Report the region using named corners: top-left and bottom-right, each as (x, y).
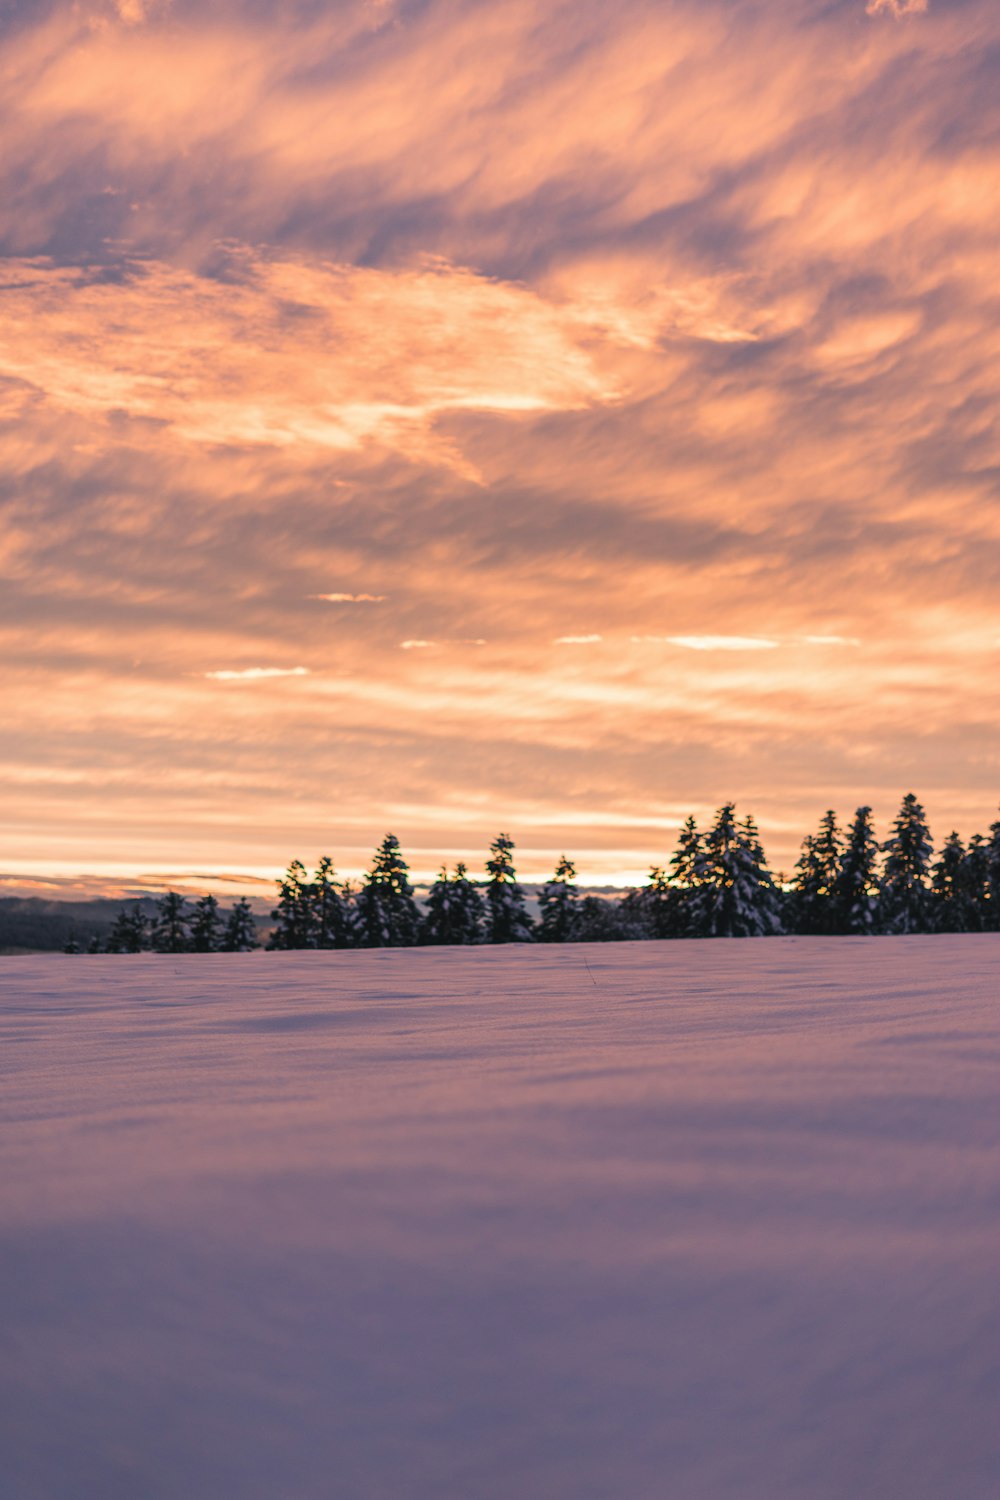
top-left (0, 897), bottom-right (157, 954)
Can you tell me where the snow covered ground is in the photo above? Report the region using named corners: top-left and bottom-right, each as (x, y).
top-left (2, 938), bottom-right (998, 1500)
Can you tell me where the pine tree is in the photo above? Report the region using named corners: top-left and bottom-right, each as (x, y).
top-left (268, 860), bottom-right (317, 950)
top-left (355, 834), bottom-right (420, 947)
top-left (962, 834), bottom-right (990, 933)
top-left (222, 898), bottom-right (259, 951)
top-left (484, 833), bottom-right (534, 943)
top-left (791, 811), bottom-right (842, 934)
top-left (576, 894), bottom-right (626, 942)
top-left (421, 865), bottom-right (460, 946)
top-left (106, 902), bottom-right (148, 953)
top-left (189, 894), bottom-right (224, 953)
top-left (931, 832), bottom-right (973, 933)
top-left (421, 864), bottom-right (485, 946)
top-left (150, 891), bottom-right (190, 954)
top-left (313, 856), bottom-right (351, 948)
top-left (668, 816), bottom-right (703, 937)
top-left (985, 812), bottom-right (1000, 932)
top-left (694, 805), bottom-right (782, 937)
top-left (447, 863), bottom-right (485, 944)
top-left (880, 793), bottom-right (934, 934)
top-left (538, 855), bottom-right (580, 942)
top-left (641, 864), bottom-right (677, 938)
top-left (832, 806), bottom-right (880, 934)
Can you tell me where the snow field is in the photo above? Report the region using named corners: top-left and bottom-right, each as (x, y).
top-left (1, 937), bottom-right (999, 1499)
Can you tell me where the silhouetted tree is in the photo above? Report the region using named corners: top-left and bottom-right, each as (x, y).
top-left (355, 834), bottom-right (420, 947)
top-left (668, 816), bottom-right (704, 937)
top-left (189, 894), bottom-right (224, 953)
top-left (693, 804), bottom-right (782, 937)
top-left (880, 793), bottom-right (933, 934)
top-left (832, 806), bottom-right (880, 933)
top-left (576, 894), bottom-right (626, 942)
top-left (268, 861), bottom-right (317, 949)
top-left (313, 856), bottom-right (352, 948)
top-left (985, 812), bottom-right (1000, 931)
top-left (931, 832), bottom-right (974, 933)
top-left (791, 810), bottom-right (842, 934)
top-left (538, 855), bottom-right (580, 942)
top-left (484, 833), bottom-right (534, 943)
top-left (107, 902), bottom-right (148, 954)
top-left (150, 891), bottom-right (190, 953)
top-left (222, 898), bottom-right (259, 951)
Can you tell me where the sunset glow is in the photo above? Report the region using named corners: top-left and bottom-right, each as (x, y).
top-left (3, 0), bottom-right (999, 889)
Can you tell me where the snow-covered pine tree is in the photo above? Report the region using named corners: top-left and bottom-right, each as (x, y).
top-left (832, 805), bottom-right (880, 933)
top-left (880, 793), bottom-right (934, 934)
top-left (421, 865), bottom-right (459, 946)
top-left (985, 812), bottom-right (1000, 932)
top-left (576, 894), bottom-right (625, 942)
top-left (791, 811), bottom-right (842, 934)
top-left (962, 834), bottom-right (990, 933)
top-left (930, 832), bottom-right (973, 933)
top-left (640, 864), bottom-right (676, 938)
top-left (189, 894), bottom-right (223, 953)
top-left (313, 856), bottom-right (351, 948)
top-left (538, 855), bottom-right (580, 942)
top-left (268, 860), bottom-right (317, 949)
top-left (222, 897), bottom-right (259, 951)
top-left (355, 834), bottom-right (420, 947)
top-left (668, 815), bottom-right (703, 937)
top-left (150, 892), bottom-right (190, 953)
top-left (694, 805), bottom-right (782, 937)
top-left (448, 863), bottom-right (485, 944)
top-left (734, 813), bottom-right (783, 935)
top-left (484, 833), bottom-right (534, 943)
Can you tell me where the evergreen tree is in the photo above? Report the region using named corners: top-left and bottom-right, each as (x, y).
top-left (538, 855), bottom-right (580, 942)
top-left (355, 834), bottom-right (420, 947)
top-left (576, 894), bottom-right (626, 942)
top-left (668, 816), bottom-right (703, 937)
top-left (962, 834), bottom-right (990, 933)
top-left (151, 891), bottom-right (190, 953)
top-left (618, 883), bottom-right (654, 939)
top-left (985, 812), bottom-right (1000, 932)
top-left (268, 860), bottom-right (317, 950)
top-left (640, 864), bottom-right (677, 938)
top-left (832, 805), bottom-right (880, 934)
top-left (420, 863), bottom-right (484, 946)
top-left (422, 865), bottom-right (460, 946)
top-left (448, 863), bottom-right (485, 944)
top-left (106, 902), bottom-right (148, 954)
top-left (694, 805), bottom-right (782, 937)
top-left (313, 856), bottom-right (352, 948)
top-left (222, 898), bottom-right (259, 952)
top-left (880, 793), bottom-right (934, 934)
top-left (931, 832), bottom-right (974, 933)
top-left (189, 894), bottom-right (224, 953)
top-left (484, 833), bottom-right (534, 943)
top-left (791, 811), bottom-right (841, 934)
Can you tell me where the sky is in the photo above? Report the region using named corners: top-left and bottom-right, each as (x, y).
top-left (2, 0), bottom-right (999, 896)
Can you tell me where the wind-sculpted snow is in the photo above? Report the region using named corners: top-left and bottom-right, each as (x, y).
top-left (1, 939), bottom-right (999, 1499)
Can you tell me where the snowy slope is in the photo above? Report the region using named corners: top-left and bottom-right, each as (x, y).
top-left (1, 938), bottom-right (998, 1500)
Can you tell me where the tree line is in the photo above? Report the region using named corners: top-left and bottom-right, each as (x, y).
top-left (82, 795), bottom-right (1000, 953)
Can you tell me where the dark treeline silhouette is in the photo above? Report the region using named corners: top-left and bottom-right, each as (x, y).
top-left (86, 796), bottom-right (1000, 952)
top-left (69, 895), bottom-right (259, 954)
